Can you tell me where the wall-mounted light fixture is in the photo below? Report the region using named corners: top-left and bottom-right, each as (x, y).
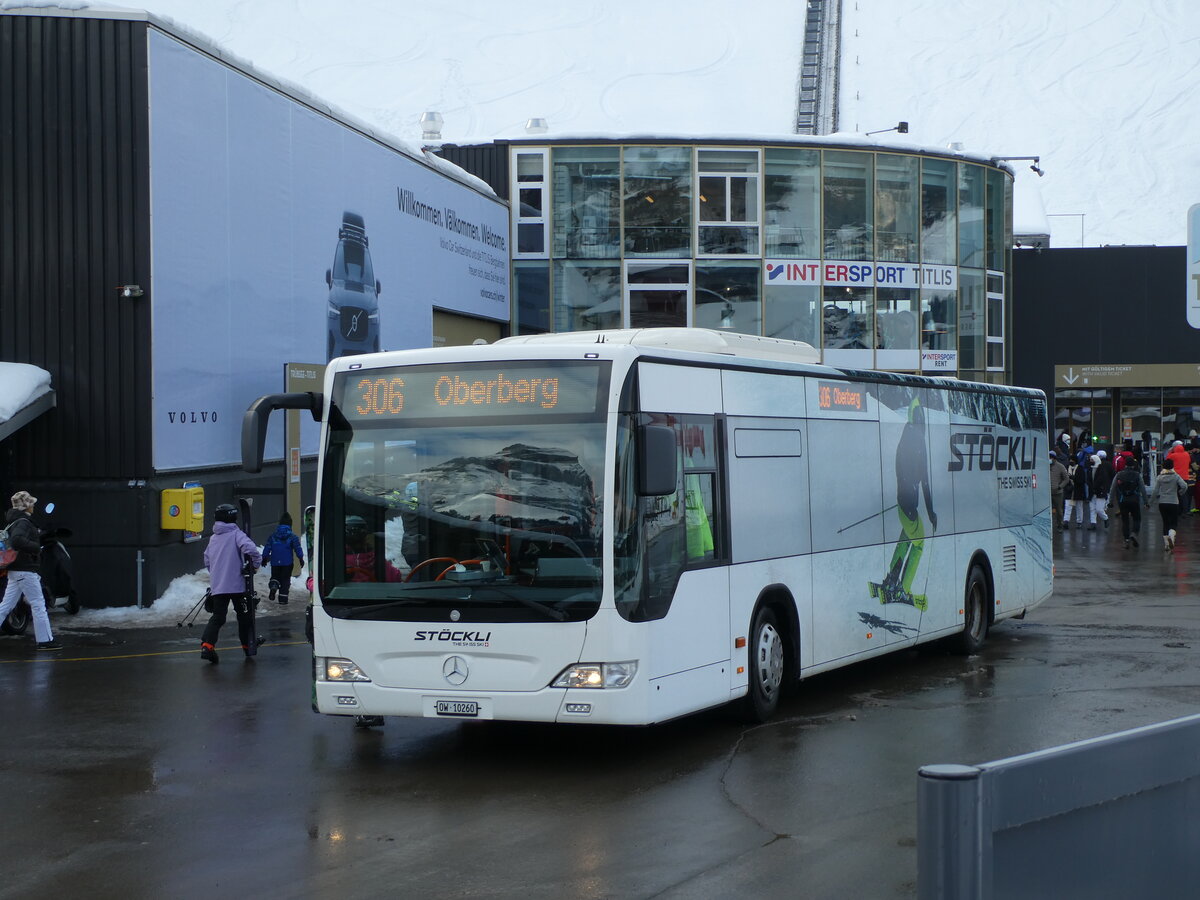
top-left (117, 284), bottom-right (144, 298)
top-left (991, 155), bottom-right (1044, 177)
top-left (865, 121), bottom-right (909, 136)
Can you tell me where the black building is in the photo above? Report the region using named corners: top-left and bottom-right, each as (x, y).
top-left (1013, 245), bottom-right (1196, 456)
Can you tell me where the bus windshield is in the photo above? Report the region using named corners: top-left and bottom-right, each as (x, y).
top-left (319, 360), bottom-right (610, 624)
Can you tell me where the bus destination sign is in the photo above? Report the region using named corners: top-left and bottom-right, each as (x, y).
top-left (338, 361), bottom-right (608, 420)
top-left (817, 380), bottom-right (866, 412)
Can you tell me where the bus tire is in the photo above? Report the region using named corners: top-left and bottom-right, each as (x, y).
top-left (951, 565), bottom-right (989, 655)
top-left (742, 605), bottom-right (785, 722)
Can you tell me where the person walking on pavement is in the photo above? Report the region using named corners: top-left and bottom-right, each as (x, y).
top-left (1166, 440), bottom-right (1192, 515)
top-left (1048, 451), bottom-right (1070, 531)
top-left (1062, 456), bottom-right (1079, 530)
top-left (199, 503), bottom-right (262, 662)
top-left (261, 511), bottom-right (304, 605)
top-left (1151, 458), bottom-right (1188, 551)
top-left (0, 491), bottom-right (60, 650)
top-left (1112, 460), bottom-right (1148, 547)
top-left (1068, 455), bottom-right (1093, 529)
top-left (1091, 450), bottom-right (1113, 529)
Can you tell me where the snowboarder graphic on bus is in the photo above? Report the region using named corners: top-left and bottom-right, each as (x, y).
top-left (870, 397), bottom-right (938, 611)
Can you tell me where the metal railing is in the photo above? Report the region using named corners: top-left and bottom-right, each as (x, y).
top-left (917, 712), bottom-right (1200, 899)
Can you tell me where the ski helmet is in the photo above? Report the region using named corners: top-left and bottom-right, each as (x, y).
top-left (214, 503), bottom-right (238, 524)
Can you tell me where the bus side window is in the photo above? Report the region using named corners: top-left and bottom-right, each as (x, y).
top-left (685, 472), bottom-right (715, 561)
top-left (682, 416), bottom-right (720, 563)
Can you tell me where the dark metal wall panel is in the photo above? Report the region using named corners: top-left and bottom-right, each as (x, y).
top-left (437, 143), bottom-right (511, 199)
top-left (1012, 245), bottom-right (1190, 402)
top-left (0, 14), bottom-right (153, 480)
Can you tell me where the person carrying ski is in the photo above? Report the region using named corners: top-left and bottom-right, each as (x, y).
top-left (199, 503), bottom-right (262, 662)
top-left (261, 511), bottom-right (304, 604)
top-left (880, 398), bottom-right (937, 611)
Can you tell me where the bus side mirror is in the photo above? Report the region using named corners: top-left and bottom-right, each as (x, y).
top-left (637, 424), bottom-right (678, 496)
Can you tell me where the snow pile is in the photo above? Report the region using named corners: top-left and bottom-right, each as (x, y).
top-left (0, 363), bottom-right (51, 423)
top-left (60, 568), bottom-right (303, 629)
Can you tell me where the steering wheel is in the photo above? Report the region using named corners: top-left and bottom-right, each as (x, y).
top-left (405, 557), bottom-right (458, 582)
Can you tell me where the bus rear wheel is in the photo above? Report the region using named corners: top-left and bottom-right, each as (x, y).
top-left (951, 565), bottom-right (989, 655)
top-left (742, 605), bottom-right (785, 722)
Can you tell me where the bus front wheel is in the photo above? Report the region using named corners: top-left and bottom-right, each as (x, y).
top-left (743, 605), bottom-right (785, 722)
top-left (951, 565), bottom-right (990, 655)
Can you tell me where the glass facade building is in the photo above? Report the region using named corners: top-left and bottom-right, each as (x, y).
top-left (504, 138), bottom-right (1014, 383)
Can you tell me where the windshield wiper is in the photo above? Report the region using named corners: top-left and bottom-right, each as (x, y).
top-left (331, 598), bottom-right (459, 618)
top-left (468, 585), bottom-right (570, 622)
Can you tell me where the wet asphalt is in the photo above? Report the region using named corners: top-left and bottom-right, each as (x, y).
top-left (2, 510), bottom-right (1199, 899)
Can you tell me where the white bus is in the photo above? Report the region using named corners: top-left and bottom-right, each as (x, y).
top-left (243, 328), bottom-right (1053, 725)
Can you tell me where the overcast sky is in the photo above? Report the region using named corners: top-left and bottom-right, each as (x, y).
top-left (12, 0), bottom-right (1200, 247)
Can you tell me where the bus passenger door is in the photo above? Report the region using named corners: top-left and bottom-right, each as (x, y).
top-left (807, 415), bottom-right (894, 662)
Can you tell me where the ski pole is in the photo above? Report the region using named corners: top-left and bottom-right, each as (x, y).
top-left (837, 504), bottom-right (897, 534)
top-left (176, 594), bottom-right (207, 627)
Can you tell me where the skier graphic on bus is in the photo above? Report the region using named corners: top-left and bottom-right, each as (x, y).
top-left (870, 397), bottom-right (938, 611)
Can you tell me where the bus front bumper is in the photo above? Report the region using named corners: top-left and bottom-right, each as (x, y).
top-left (313, 680), bottom-right (650, 725)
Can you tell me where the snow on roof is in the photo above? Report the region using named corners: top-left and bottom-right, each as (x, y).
top-left (0, 362), bottom-right (52, 425)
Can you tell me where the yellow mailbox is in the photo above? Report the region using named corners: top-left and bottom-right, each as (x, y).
top-left (161, 487), bottom-right (204, 532)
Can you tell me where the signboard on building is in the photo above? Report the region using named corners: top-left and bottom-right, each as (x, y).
top-left (1055, 363), bottom-right (1200, 388)
top-left (1189, 203), bottom-right (1200, 328)
top-left (765, 260), bottom-right (958, 290)
top-left (147, 30), bottom-right (508, 471)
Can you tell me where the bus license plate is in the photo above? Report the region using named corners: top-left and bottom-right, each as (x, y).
top-left (435, 700), bottom-right (479, 717)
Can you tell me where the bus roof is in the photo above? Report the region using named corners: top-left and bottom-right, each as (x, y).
top-left (495, 328), bottom-right (821, 365)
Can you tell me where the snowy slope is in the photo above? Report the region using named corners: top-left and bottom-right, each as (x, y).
top-left (840, 0), bottom-right (1200, 247)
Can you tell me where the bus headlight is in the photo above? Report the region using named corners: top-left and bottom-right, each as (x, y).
top-left (551, 661), bottom-right (637, 689)
top-left (317, 657), bottom-right (372, 682)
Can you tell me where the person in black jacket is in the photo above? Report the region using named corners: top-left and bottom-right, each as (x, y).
top-left (1090, 451), bottom-right (1113, 530)
top-left (0, 491), bottom-right (60, 650)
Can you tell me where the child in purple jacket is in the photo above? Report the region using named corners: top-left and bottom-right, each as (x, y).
top-left (199, 504), bottom-right (262, 662)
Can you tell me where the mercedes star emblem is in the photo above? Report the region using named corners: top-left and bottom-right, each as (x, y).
top-left (443, 655), bottom-right (468, 686)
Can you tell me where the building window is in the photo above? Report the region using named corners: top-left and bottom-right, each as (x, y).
top-left (513, 150), bottom-right (548, 257)
top-left (985, 167), bottom-right (1007, 272)
top-left (1120, 388), bottom-right (1161, 448)
top-left (921, 287), bottom-right (956, 367)
top-left (764, 282), bottom-right (820, 345)
top-left (985, 271), bottom-right (1005, 371)
top-left (823, 286), bottom-right (873, 349)
top-left (1163, 389), bottom-right (1200, 443)
top-left (554, 261), bottom-right (621, 332)
top-left (875, 286), bottom-right (919, 370)
top-left (695, 262), bottom-right (760, 333)
top-left (958, 269), bottom-right (985, 372)
top-left (764, 148), bottom-right (820, 258)
top-left (625, 261), bottom-right (690, 328)
top-left (697, 149), bottom-right (760, 256)
top-left (513, 261), bottom-right (550, 334)
top-left (551, 147), bottom-right (620, 259)
top-left (958, 163), bottom-right (985, 268)
top-left (921, 158), bottom-right (956, 265)
top-left (623, 147), bottom-right (692, 258)
top-left (823, 150), bottom-right (873, 260)
top-left (875, 154), bottom-right (918, 262)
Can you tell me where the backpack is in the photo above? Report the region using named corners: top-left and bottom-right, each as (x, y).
top-left (0, 526), bottom-right (15, 571)
top-left (1115, 472), bottom-right (1139, 504)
